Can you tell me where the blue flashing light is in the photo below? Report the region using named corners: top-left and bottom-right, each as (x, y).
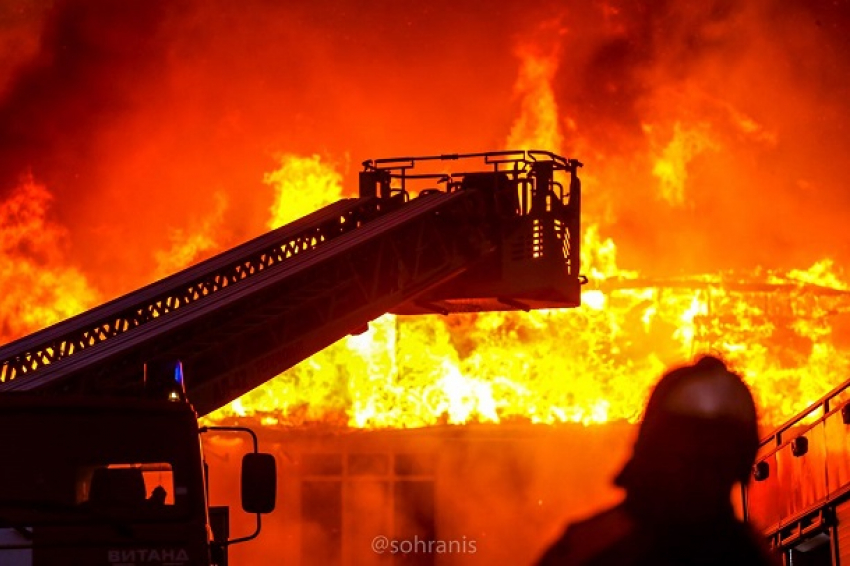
top-left (144, 359), bottom-right (187, 402)
top-left (173, 361), bottom-right (184, 388)
top-left (169, 360), bottom-right (187, 402)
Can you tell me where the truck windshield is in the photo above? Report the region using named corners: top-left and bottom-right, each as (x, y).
top-left (0, 405), bottom-right (198, 525)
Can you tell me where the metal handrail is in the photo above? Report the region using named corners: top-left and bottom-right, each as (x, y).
top-left (758, 373), bottom-right (850, 449)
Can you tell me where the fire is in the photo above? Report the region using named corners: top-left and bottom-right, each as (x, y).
top-left (209, 256), bottom-right (848, 428)
top-left (0, 177), bottom-right (99, 343)
top-left (1, 3), bottom-right (848, 433)
top-left (205, 35), bottom-right (850, 431)
top-left (265, 154), bottom-right (346, 229)
top-left (649, 121), bottom-right (717, 206)
top-left (154, 191), bottom-right (228, 277)
top-left (506, 44), bottom-right (564, 153)
top-left (787, 259), bottom-right (848, 291)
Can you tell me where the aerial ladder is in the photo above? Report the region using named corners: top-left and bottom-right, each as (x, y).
top-left (0, 150), bottom-right (583, 416)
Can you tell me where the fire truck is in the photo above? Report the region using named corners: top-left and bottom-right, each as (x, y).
top-left (743, 376), bottom-right (850, 566)
top-left (0, 151), bottom-right (583, 565)
top-left (0, 371), bottom-right (276, 566)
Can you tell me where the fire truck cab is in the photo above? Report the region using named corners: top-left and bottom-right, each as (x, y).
top-left (0, 363), bottom-right (276, 566)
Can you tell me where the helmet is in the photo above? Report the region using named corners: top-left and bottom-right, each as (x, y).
top-left (615, 355), bottom-right (760, 491)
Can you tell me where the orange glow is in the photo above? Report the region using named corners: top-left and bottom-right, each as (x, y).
top-left (265, 154), bottom-right (345, 229)
top-left (649, 122), bottom-right (718, 205)
top-left (154, 191), bottom-right (228, 277)
top-left (205, 43), bottom-right (850, 430)
top-left (0, 177), bottom-right (99, 343)
top-left (506, 44), bottom-right (564, 153)
top-left (1, 3), bottom-right (848, 433)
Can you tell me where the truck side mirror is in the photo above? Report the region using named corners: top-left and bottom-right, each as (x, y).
top-left (242, 453), bottom-right (276, 514)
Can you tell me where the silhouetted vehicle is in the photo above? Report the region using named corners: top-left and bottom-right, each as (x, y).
top-left (0, 361), bottom-right (276, 566)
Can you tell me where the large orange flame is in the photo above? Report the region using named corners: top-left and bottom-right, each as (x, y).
top-left (1, 3), bottom-right (847, 433)
top-left (154, 191), bottom-right (228, 278)
top-left (0, 177), bottom-right (99, 342)
top-left (205, 42), bottom-right (850, 430)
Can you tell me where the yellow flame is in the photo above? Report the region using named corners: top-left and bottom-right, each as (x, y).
top-left (0, 177), bottom-right (99, 343)
top-left (787, 259), bottom-right (848, 291)
top-left (205, 46), bottom-right (850, 431)
top-left (582, 290), bottom-right (606, 311)
top-left (650, 122), bottom-right (718, 205)
top-left (154, 191), bottom-right (228, 277)
top-left (266, 154), bottom-right (345, 229)
top-left (674, 293), bottom-right (709, 353)
top-left (506, 44), bottom-right (563, 153)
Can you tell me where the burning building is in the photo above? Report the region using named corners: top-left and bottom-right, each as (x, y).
top-left (1, 0), bottom-right (850, 564)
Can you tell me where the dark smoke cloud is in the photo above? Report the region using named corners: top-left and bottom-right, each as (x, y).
top-left (0, 0), bottom-right (169, 193)
top-left (0, 1), bottom-right (51, 92)
top-left (0, 0), bottom-right (175, 292)
top-left (551, 0), bottom-right (850, 274)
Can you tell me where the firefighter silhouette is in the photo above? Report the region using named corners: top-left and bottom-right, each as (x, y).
top-left (535, 355), bottom-right (779, 566)
top-left (148, 485), bottom-right (167, 506)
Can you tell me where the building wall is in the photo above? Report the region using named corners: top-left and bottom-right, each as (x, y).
top-left (202, 422), bottom-right (637, 566)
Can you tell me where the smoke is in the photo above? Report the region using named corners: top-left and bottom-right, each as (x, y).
top-left (547, 0), bottom-right (850, 274)
top-left (0, 0), bottom-right (842, 425)
top-left (0, 0), bottom-right (846, 302)
top-left (0, 0), bottom-right (545, 298)
top-left (0, 0), bottom-right (171, 195)
top-left (0, 1), bottom-right (50, 93)
top-left (0, 0), bottom-right (177, 293)
top-left (202, 424), bottom-right (637, 565)
top-left (0, 0), bottom-right (846, 417)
